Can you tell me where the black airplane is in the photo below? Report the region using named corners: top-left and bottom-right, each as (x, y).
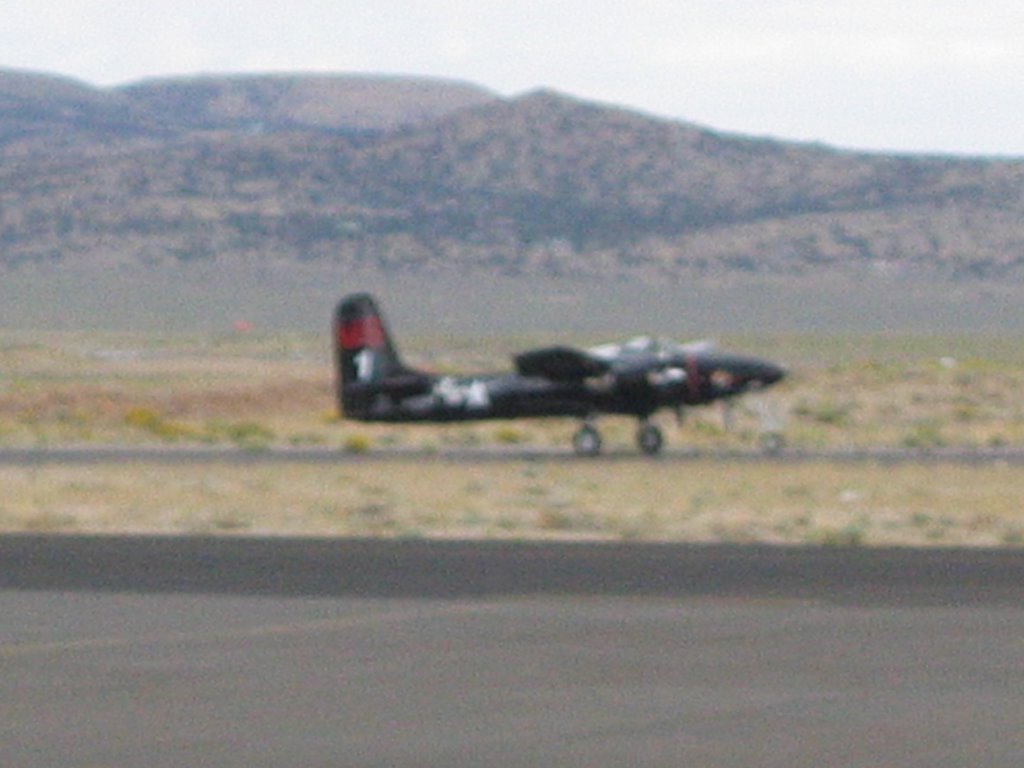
top-left (334, 293), bottom-right (786, 456)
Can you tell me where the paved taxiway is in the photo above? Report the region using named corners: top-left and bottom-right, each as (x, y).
top-left (2, 536), bottom-right (1023, 767)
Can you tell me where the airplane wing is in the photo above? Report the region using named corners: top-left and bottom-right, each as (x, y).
top-left (514, 346), bottom-right (610, 381)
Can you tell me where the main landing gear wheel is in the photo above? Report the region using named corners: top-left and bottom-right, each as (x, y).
top-left (572, 424), bottom-right (602, 457)
top-left (637, 423), bottom-right (664, 456)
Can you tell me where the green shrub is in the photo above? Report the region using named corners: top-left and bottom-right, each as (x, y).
top-left (343, 434), bottom-right (372, 454)
top-left (901, 420), bottom-right (946, 449)
top-left (124, 407), bottom-right (193, 441)
top-left (493, 426), bottom-right (526, 444)
top-left (215, 421), bottom-right (275, 449)
top-left (793, 399), bottom-right (854, 426)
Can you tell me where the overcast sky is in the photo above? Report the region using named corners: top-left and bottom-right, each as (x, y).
top-left (5, 1), bottom-right (1024, 156)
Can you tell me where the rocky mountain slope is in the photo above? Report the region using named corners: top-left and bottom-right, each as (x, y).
top-left (2, 69), bottom-right (1023, 281)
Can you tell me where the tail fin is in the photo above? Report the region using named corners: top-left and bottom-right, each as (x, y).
top-left (333, 293), bottom-right (429, 418)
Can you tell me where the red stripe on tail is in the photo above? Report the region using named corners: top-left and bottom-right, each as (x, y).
top-left (338, 317), bottom-right (386, 350)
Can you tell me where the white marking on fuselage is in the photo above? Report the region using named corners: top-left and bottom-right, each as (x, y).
top-left (434, 378), bottom-right (492, 410)
top-left (354, 349), bottom-right (375, 381)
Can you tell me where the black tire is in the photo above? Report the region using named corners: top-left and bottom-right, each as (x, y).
top-left (572, 425), bottom-right (602, 457)
top-left (637, 424), bottom-right (664, 456)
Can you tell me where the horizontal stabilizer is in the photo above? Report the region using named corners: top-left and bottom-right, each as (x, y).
top-left (514, 346), bottom-right (610, 381)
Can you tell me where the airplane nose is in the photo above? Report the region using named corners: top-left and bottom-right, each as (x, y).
top-left (736, 357), bottom-right (786, 388)
top-left (760, 361), bottom-right (787, 385)
top-left (709, 355), bottom-right (787, 391)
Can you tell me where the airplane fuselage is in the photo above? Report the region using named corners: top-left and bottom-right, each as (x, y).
top-left (343, 354), bottom-right (773, 423)
top-left (334, 293), bottom-right (786, 455)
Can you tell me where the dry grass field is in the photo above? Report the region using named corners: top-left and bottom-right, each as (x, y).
top-left (2, 329), bottom-right (1024, 545)
top-left (3, 461), bottom-right (1023, 548)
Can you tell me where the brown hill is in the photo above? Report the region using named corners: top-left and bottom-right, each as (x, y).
top-left (117, 73), bottom-right (497, 133)
top-left (1, 71), bottom-right (1023, 281)
top-left (0, 70), bottom-right (495, 151)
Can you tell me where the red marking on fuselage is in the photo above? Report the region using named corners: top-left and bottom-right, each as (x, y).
top-left (686, 352), bottom-right (701, 401)
top-left (338, 316), bottom-right (387, 350)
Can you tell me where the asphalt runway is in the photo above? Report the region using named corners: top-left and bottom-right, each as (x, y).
top-left (6, 443), bottom-right (1024, 465)
top-left (2, 536), bottom-right (1023, 767)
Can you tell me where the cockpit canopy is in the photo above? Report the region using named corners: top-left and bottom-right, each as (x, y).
top-left (589, 336), bottom-right (715, 363)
